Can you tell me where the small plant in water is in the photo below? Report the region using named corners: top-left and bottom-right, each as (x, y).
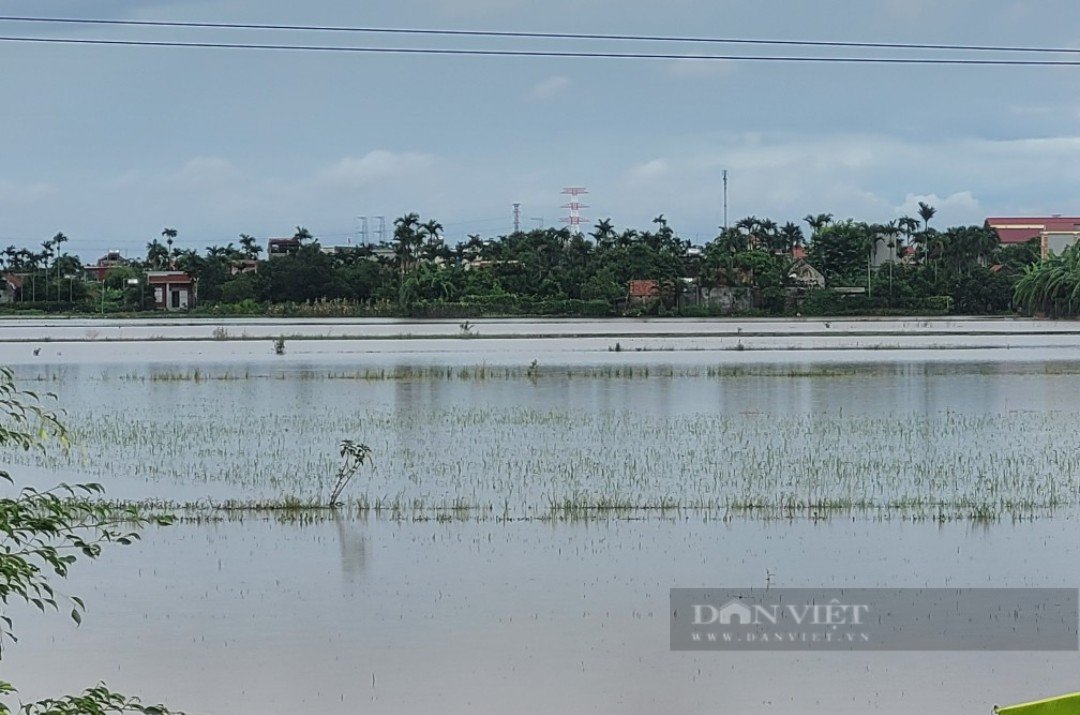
top-left (527, 360), bottom-right (540, 379)
top-left (211, 326), bottom-right (229, 341)
top-left (273, 336), bottom-right (286, 355)
top-left (328, 439), bottom-right (373, 507)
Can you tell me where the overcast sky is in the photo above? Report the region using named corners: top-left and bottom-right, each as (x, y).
top-left (3, 0), bottom-right (1080, 258)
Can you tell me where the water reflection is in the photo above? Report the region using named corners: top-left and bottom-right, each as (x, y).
top-left (334, 513), bottom-right (369, 585)
top-left (2, 515), bottom-right (1077, 714)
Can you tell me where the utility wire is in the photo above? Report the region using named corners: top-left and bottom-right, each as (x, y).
top-left (2, 35), bottom-right (1080, 64)
top-left (0, 15), bottom-right (1077, 56)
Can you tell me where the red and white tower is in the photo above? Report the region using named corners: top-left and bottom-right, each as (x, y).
top-left (560, 187), bottom-right (589, 235)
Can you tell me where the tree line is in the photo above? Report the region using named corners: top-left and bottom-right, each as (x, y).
top-left (0, 206), bottom-right (1053, 316)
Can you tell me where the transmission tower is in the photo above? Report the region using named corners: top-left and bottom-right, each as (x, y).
top-left (560, 187), bottom-right (588, 235)
top-left (374, 216), bottom-right (386, 243)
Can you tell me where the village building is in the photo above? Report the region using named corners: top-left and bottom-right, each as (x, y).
top-left (627, 279), bottom-right (662, 307)
top-left (147, 271), bottom-right (195, 311)
top-left (267, 238), bottom-right (302, 258)
top-left (0, 274), bottom-right (22, 303)
top-left (83, 250), bottom-right (129, 282)
top-left (787, 260), bottom-right (826, 289)
top-left (229, 259), bottom-right (259, 276)
top-left (985, 216), bottom-right (1080, 259)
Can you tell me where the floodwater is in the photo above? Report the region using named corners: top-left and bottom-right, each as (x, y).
top-left (2, 319), bottom-right (1080, 714)
top-left (4, 316), bottom-right (1080, 363)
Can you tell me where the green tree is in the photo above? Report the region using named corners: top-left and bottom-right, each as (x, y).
top-left (145, 240), bottom-right (169, 270)
top-left (292, 226), bottom-right (313, 245)
top-left (808, 220), bottom-right (875, 282)
top-left (1015, 242), bottom-right (1080, 317)
top-left (161, 228), bottom-right (177, 259)
top-left (238, 234), bottom-right (262, 260)
top-left (0, 369), bottom-right (180, 714)
top-left (917, 202), bottom-right (936, 232)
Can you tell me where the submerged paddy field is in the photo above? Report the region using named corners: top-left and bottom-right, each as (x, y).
top-left (4, 318), bottom-right (1080, 714)
top-left (10, 355), bottom-right (1080, 521)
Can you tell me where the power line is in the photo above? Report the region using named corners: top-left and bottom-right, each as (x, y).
top-left (1, 15), bottom-right (1078, 56)
top-left (2, 35), bottom-right (1080, 65)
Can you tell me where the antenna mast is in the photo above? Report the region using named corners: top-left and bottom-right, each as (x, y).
top-left (722, 170), bottom-right (729, 233)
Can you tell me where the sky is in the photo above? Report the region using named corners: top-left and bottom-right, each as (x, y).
top-left (3, 0), bottom-right (1080, 259)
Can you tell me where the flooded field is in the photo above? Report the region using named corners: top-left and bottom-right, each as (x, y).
top-left (5, 516), bottom-right (1079, 714)
top-left (2, 319), bottom-right (1079, 714)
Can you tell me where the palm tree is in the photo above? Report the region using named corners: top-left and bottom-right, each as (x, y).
top-left (420, 220), bottom-right (444, 261)
top-left (917, 202), bottom-right (936, 233)
top-left (780, 222), bottom-right (805, 254)
top-left (393, 213), bottom-right (422, 279)
top-left (39, 238), bottom-right (54, 300)
top-left (803, 213), bottom-right (834, 235)
top-left (205, 245), bottom-right (229, 260)
top-left (734, 216), bottom-right (761, 250)
top-left (239, 234), bottom-right (262, 260)
top-left (863, 226), bottom-right (888, 298)
top-left (146, 240), bottom-right (169, 270)
top-left (591, 218), bottom-right (616, 248)
top-left (52, 232), bottom-right (68, 298)
top-left (756, 219), bottom-right (782, 251)
top-left (879, 221), bottom-right (902, 304)
top-left (897, 217), bottom-right (919, 262)
top-left (162, 228), bottom-right (177, 251)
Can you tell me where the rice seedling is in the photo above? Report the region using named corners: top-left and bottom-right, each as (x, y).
top-left (13, 361), bottom-right (1080, 523)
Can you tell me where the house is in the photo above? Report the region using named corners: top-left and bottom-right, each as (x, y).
top-left (84, 250), bottom-right (128, 282)
top-left (627, 279), bottom-right (661, 306)
top-left (787, 261), bottom-right (825, 289)
top-left (267, 238), bottom-right (301, 258)
top-left (229, 259), bottom-right (259, 276)
top-left (463, 259), bottom-right (521, 271)
top-left (0, 274), bottom-right (22, 303)
top-left (147, 271), bottom-right (195, 310)
top-left (985, 216), bottom-right (1080, 259)
top-left (367, 243), bottom-right (396, 261)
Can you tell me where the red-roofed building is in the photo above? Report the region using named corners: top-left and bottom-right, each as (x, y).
top-left (84, 250), bottom-right (129, 282)
top-left (985, 216), bottom-right (1080, 259)
top-left (627, 279), bottom-right (661, 302)
top-left (147, 271), bottom-right (195, 310)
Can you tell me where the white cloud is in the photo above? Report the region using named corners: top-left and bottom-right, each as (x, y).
top-left (602, 132), bottom-right (1080, 230)
top-left (527, 76), bottom-right (571, 102)
top-left (318, 150), bottom-right (435, 190)
top-left (626, 158), bottom-right (672, 185)
top-left (895, 192), bottom-right (981, 221)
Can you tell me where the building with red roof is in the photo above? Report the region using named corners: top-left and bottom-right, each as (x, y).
top-left (985, 216), bottom-right (1080, 259)
top-left (146, 271), bottom-right (195, 310)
